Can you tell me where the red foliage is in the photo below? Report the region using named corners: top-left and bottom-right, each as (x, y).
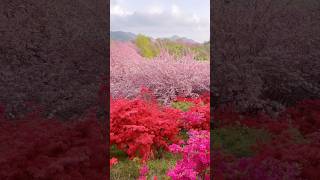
top-left (0, 108), bottom-right (106, 180)
top-left (110, 97), bottom-right (181, 161)
top-left (175, 92), bottom-right (210, 106)
top-left (214, 99), bottom-right (320, 179)
top-left (278, 99), bottom-right (320, 135)
top-left (215, 100), bottom-right (320, 135)
top-left (182, 104), bottom-right (210, 130)
top-left (255, 132), bottom-right (320, 179)
top-left (174, 93), bottom-right (210, 130)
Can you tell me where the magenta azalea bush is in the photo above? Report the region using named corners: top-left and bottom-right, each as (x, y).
top-left (167, 130), bottom-right (210, 180)
top-left (110, 41), bottom-right (210, 104)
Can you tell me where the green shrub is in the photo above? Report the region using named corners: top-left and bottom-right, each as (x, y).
top-left (135, 34), bottom-right (159, 59)
top-left (191, 46), bottom-right (209, 61)
top-left (166, 43), bottom-right (187, 58)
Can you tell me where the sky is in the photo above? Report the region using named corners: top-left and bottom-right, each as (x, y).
top-left (110, 0), bottom-right (210, 43)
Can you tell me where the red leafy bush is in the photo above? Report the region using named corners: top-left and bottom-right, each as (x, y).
top-left (214, 99), bottom-right (320, 179)
top-left (254, 132), bottom-right (320, 179)
top-left (182, 104), bottom-right (210, 130)
top-left (174, 93), bottom-right (210, 130)
top-left (222, 157), bottom-right (301, 180)
top-left (214, 105), bottom-right (289, 135)
top-left (110, 97), bottom-right (181, 161)
top-left (278, 99), bottom-right (320, 135)
top-left (0, 107), bottom-right (107, 180)
top-left (174, 92), bottom-right (210, 105)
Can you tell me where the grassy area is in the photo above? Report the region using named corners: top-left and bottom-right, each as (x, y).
top-left (110, 145), bottom-right (181, 180)
top-left (212, 125), bottom-right (307, 158)
top-left (171, 101), bottom-right (194, 112)
top-left (213, 126), bottom-right (271, 157)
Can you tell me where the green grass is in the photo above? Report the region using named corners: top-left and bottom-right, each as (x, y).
top-left (213, 126), bottom-right (272, 157)
top-left (111, 159), bottom-right (141, 179)
top-left (171, 101), bottom-right (194, 112)
top-left (110, 145), bottom-right (181, 180)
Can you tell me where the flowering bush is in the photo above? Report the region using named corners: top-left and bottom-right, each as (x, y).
top-left (278, 99), bottom-right (320, 135)
top-left (110, 96), bottom-right (181, 162)
top-left (172, 94), bottom-right (210, 130)
top-left (138, 164), bottom-right (149, 180)
top-left (254, 131), bottom-right (320, 179)
top-left (0, 107), bottom-right (106, 180)
top-left (181, 104), bottom-right (210, 130)
top-left (220, 157), bottom-right (301, 180)
top-left (213, 99), bottom-right (320, 179)
top-left (167, 130), bottom-right (210, 180)
top-left (110, 41), bottom-right (210, 104)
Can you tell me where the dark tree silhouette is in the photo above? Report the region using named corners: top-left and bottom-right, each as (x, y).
top-left (212, 0), bottom-right (320, 115)
top-left (0, 0), bottom-right (108, 120)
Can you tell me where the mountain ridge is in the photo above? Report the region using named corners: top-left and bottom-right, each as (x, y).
top-left (110, 31), bottom-right (201, 44)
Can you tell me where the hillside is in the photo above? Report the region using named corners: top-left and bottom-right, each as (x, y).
top-left (110, 31), bottom-right (201, 44)
top-left (110, 31), bottom-right (136, 41)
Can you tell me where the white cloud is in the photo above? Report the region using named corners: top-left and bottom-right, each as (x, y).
top-left (110, 2), bottom-right (209, 42)
top-left (147, 5), bottom-right (163, 15)
top-left (192, 13), bottom-right (200, 23)
top-left (110, 1), bottom-right (131, 16)
top-left (171, 4), bottom-right (181, 16)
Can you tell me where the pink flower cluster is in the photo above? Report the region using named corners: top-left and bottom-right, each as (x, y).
top-left (182, 112), bottom-right (203, 124)
top-left (110, 41), bottom-right (210, 104)
top-left (138, 164), bottom-right (149, 180)
top-left (181, 104), bottom-right (210, 130)
top-left (167, 130), bottom-right (210, 180)
top-left (138, 164), bottom-right (158, 180)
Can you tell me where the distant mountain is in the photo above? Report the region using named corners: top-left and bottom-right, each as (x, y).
top-left (110, 31), bottom-right (201, 44)
top-left (170, 35), bottom-right (181, 41)
top-left (110, 31), bottom-right (136, 41)
top-left (169, 35), bottom-right (199, 44)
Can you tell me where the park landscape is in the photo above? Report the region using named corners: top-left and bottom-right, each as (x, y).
top-left (110, 33), bottom-right (210, 179)
top-left (0, 0), bottom-right (319, 179)
top-left (110, 28), bottom-right (320, 179)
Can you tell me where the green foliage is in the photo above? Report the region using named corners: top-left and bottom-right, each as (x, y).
top-left (110, 145), bottom-right (128, 160)
top-left (191, 45), bottom-right (210, 61)
top-left (165, 42), bottom-right (188, 59)
top-left (153, 38), bottom-right (210, 61)
top-left (179, 129), bottom-right (189, 141)
top-left (135, 34), bottom-right (159, 59)
top-left (213, 126), bottom-right (271, 157)
top-left (171, 101), bottom-right (194, 112)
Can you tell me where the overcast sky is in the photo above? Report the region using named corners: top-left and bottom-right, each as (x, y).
top-left (110, 0), bottom-right (210, 43)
